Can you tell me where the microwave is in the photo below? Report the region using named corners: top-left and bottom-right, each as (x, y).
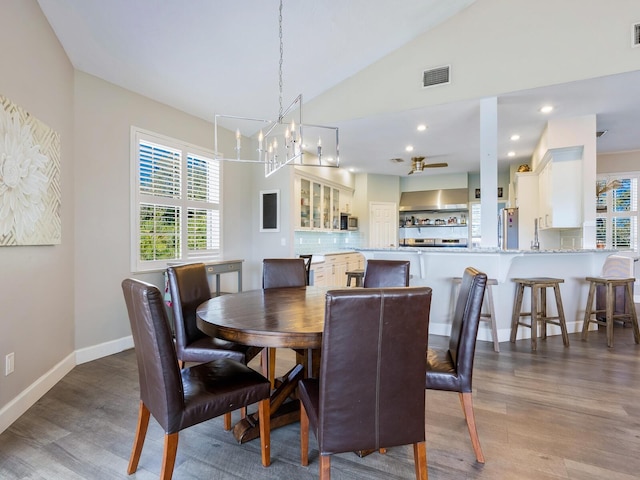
top-left (340, 213), bottom-right (358, 231)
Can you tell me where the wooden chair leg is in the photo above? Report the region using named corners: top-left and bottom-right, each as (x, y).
top-left (258, 397), bottom-right (271, 467)
top-left (300, 401), bottom-right (309, 466)
top-left (160, 432), bottom-right (179, 480)
top-left (319, 454), bottom-right (331, 480)
top-left (224, 412), bottom-right (232, 431)
top-left (606, 281), bottom-right (615, 347)
top-left (413, 441), bottom-right (428, 480)
top-left (459, 392), bottom-right (485, 463)
top-left (127, 401), bottom-right (150, 474)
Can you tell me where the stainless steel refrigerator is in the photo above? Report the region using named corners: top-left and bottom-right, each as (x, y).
top-left (499, 207), bottom-right (519, 250)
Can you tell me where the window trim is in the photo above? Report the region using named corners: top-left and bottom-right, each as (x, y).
top-left (596, 172), bottom-right (638, 253)
top-left (130, 127), bottom-right (223, 272)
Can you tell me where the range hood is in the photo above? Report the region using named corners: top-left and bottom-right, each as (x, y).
top-left (399, 188), bottom-right (468, 211)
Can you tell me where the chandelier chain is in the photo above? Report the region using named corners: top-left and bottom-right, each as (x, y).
top-left (278, 0), bottom-right (284, 121)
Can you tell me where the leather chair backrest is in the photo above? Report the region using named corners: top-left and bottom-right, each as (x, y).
top-left (262, 258), bottom-right (307, 288)
top-left (318, 287), bottom-right (431, 453)
top-left (363, 260), bottom-right (410, 288)
top-left (122, 278), bottom-right (185, 432)
top-left (448, 267), bottom-right (487, 390)
top-left (167, 263), bottom-right (210, 356)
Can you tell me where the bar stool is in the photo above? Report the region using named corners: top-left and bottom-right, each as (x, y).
top-left (453, 276), bottom-right (500, 352)
top-left (345, 269), bottom-right (364, 287)
top-left (510, 277), bottom-right (570, 351)
top-left (581, 276), bottom-right (639, 348)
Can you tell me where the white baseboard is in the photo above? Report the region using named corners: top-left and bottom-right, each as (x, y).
top-left (75, 335), bottom-right (134, 365)
top-left (0, 335), bottom-right (134, 435)
top-left (0, 352), bottom-right (75, 435)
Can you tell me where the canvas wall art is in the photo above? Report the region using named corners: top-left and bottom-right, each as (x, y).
top-left (0, 95), bottom-right (61, 245)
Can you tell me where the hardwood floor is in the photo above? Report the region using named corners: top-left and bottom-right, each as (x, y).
top-left (2, 324), bottom-right (640, 479)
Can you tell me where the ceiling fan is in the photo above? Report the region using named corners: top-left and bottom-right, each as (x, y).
top-left (407, 156), bottom-right (448, 175)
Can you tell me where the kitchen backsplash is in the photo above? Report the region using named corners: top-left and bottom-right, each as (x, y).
top-left (294, 231), bottom-right (363, 255)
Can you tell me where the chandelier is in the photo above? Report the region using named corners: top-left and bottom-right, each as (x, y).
top-left (214, 0), bottom-right (339, 177)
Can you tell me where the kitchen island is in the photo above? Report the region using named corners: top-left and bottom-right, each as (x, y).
top-left (358, 247), bottom-right (615, 344)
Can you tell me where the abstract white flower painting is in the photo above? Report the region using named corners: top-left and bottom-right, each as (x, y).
top-left (0, 95), bottom-right (61, 245)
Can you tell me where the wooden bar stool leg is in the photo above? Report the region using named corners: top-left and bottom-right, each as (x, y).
top-left (510, 283), bottom-right (524, 343)
top-left (606, 281), bottom-right (615, 348)
top-left (582, 282), bottom-right (597, 340)
top-left (530, 285), bottom-right (538, 351)
top-left (553, 283), bottom-right (570, 346)
top-left (540, 287), bottom-right (548, 340)
top-left (625, 281), bottom-right (640, 344)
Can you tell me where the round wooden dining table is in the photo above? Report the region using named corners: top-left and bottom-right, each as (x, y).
top-left (196, 286), bottom-right (330, 443)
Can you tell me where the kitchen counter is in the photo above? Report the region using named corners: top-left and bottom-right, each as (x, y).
top-left (357, 248), bottom-right (615, 344)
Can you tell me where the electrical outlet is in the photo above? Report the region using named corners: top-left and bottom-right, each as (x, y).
top-left (5, 352), bottom-right (14, 376)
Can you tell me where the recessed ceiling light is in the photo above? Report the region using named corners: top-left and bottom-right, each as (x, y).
top-left (510, 134), bottom-right (520, 141)
top-left (405, 145), bottom-right (414, 152)
top-left (507, 151), bottom-right (516, 157)
top-left (417, 124), bottom-right (427, 132)
top-left (540, 105), bottom-right (554, 114)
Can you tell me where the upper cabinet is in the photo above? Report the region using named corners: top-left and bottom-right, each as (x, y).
top-left (294, 174), bottom-right (353, 231)
top-left (537, 147), bottom-right (583, 229)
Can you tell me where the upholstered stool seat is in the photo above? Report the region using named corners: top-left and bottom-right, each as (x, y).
top-left (510, 277), bottom-right (570, 351)
top-left (453, 276), bottom-right (499, 352)
top-left (345, 269), bottom-right (365, 287)
top-left (581, 276), bottom-right (639, 348)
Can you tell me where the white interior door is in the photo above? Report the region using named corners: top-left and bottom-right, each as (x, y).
top-left (369, 202), bottom-right (397, 248)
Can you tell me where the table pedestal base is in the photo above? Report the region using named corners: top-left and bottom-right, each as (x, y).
top-left (233, 363), bottom-right (304, 444)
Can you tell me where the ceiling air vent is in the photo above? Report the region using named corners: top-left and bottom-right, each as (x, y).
top-left (422, 65), bottom-right (450, 88)
top-left (634, 22), bottom-right (640, 47)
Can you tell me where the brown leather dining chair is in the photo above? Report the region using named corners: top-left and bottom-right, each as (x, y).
top-left (121, 278), bottom-right (271, 480)
top-left (261, 258), bottom-right (308, 385)
top-left (363, 259), bottom-right (411, 288)
top-left (426, 266), bottom-right (487, 463)
top-left (167, 263), bottom-right (263, 428)
top-left (299, 287), bottom-right (432, 480)
top-left (299, 254), bottom-right (313, 285)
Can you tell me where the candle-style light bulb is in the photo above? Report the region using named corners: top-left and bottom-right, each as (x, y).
top-left (317, 137), bottom-right (322, 158)
top-left (258, 130), bottom-right (264, 152)
top-left (291, 120), bottom-right (296, 142)
top-left (235, 129), bottom-right (241, 150)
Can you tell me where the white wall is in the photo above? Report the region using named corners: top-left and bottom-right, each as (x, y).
top-left (598, 150), bottom-right (640, 173)
top-left (73, 71), bottom-right (258, 350)
top-left (0, 0), bottom-right (75, 422)
top-left (306, 0), bottom-right (640, 125)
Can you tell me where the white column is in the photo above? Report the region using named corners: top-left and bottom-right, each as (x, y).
top-left (480, 97), bottom-right (499, 247)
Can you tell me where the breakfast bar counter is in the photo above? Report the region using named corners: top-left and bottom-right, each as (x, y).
top-left (357, 248), bottom-right (615, 343)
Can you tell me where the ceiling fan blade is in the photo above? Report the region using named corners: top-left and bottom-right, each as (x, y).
top-left (423, 162), bottom-right (448, 168)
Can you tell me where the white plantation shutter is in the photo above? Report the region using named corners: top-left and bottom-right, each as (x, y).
top-left (596, 175), bottom-right (638, 252)
top-left (132, 128), bottom-right (221, 271)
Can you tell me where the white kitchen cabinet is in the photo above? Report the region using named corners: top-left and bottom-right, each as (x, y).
top-left (514, 172), bottom-right (539, 248)
top-left (324, 253), bottom-right (364, 286)
top-left (537, 148), bottom-right (583, 229)
top-left (294, 174), bottom-right (353, 231)
top-left (310, 262), bottom-right (326, 286)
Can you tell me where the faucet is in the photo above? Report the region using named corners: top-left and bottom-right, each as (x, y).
top-left (531, 218), bottom-right (540, 250)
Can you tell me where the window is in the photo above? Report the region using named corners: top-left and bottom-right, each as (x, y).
top-left (131, 128), bottom-right (221, 272)
top-left (596, 174), bottom-right (638, 252)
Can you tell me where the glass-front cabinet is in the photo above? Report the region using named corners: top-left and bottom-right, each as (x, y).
top-left (295, 174), bottom-right (351, 231)
top-left (300, 178), bottom-right (311, 228)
